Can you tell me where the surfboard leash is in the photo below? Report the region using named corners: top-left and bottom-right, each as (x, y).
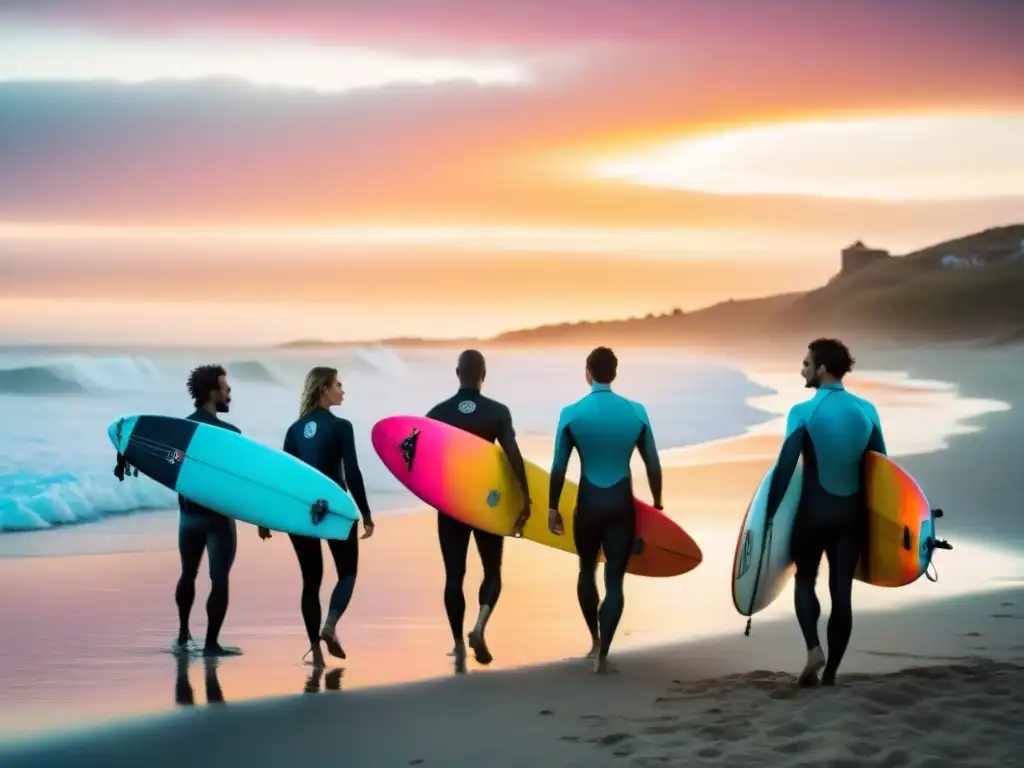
top-left (744, 518), bottom-right (775, 637)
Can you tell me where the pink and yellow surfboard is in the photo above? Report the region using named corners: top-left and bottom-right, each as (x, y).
top-left (371, 415), bottom-right (703, 578)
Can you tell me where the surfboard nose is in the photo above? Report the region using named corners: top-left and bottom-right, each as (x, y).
top-left (106, 414), bottom-right (137, 453)
top-left (370, 416), bottom-right (405, 455)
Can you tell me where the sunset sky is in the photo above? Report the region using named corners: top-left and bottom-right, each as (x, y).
top-left (1, 0), bottom-right (1023, 344)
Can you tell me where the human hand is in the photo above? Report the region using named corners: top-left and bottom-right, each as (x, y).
top-left (360, 520), bottom-right (375, 539)
top-left (512, 498), bottom-right (531, 538)
top-left (548, 508), bottom-right (564, 536)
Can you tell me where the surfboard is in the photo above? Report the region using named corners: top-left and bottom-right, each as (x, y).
top-left (107, 414), bottom-right (360, 539)
top-left (731, 458), bottom-right (802, 617)
top-left (371, 415), bottom-right (703, 577)
top-left (731, 451), bottom-right (951, 617)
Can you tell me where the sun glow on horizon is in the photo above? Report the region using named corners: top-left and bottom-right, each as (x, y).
top-left (595, 113), bottom-right (1024, 202)
top-left (0, 27), bottom-right (529, 93)
top-left (0, 222), bottom-right (839, 258)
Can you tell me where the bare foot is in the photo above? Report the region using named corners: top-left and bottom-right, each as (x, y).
top-left (202, 643), bottom-right (243, 658)
top-left (319, 627), bottom-right (347, 660)
top-left (467, 630), bottom-right (493, 665)
top-left (797, 646), bottom-right (826, 687)
top-left (304, 645), bottom-right (326, 669)
top-left (171, 636), bottom-right (196, 656)
top-left (593, 656), bottom-right (617, 674)
top-left (452, 642), bottom-right (467, 674)
top-left (585, 637), bottom-right (600, 659)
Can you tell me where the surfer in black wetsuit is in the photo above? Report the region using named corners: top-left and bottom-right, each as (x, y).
top-left (425, 350), bottom-right (532, 669)
top-left (174, 364), bottom-right (244, 658)
top-left (274, 366), bottom-right (374, 669)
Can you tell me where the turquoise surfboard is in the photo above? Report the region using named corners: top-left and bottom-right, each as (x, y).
top-left (107, 414), bottom-right (359, 539)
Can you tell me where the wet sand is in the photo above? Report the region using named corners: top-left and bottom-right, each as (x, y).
top-left (1, 345), bottom-right (1022, 766)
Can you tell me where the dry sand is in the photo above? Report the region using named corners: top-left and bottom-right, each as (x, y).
top-left (0, 344), bottom-right (1022, 767)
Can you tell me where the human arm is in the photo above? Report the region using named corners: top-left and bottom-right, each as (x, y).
top-left (547, 406), bottom-right (575, 534)
top-left (764, 406), bottom-right (805, 524)
top-left (633, 404), bottom-right (663, 509)
top-left (865, 403), bottom-right (887, 456)
top-left (496, 407), bottom-right (531, 501)
top-left (496, 406), bottom-right (532, 535)
top-left (337, 419), bottom-right (373, 528)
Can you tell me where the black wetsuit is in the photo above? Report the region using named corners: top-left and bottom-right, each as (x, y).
top-left (766, 381), bottom-right (887, 682)
top-left (283, 408), bottom-right (373, 648)
top-left (426, 388), bottom-right (530, 643)
top-left (549, 383), bottom-right (663, 659)
top-left (176, 408), bottom-right (240, 650)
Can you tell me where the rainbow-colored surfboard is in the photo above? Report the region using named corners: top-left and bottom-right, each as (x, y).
top-left (371, 415), bottom-right (703, 578)
top-left (857, 451), bottom-right (950, 586)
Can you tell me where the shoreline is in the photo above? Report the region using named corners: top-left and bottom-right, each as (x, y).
top-left (3, 586), bottom-right (1022, 765)
top-left (0, 359), bottom-right (1006, 556)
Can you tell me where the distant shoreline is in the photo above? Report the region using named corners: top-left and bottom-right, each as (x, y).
top-left (281, 224), bottom-right (1024, 351)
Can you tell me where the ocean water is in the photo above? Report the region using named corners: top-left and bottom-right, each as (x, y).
top-left (0, 345), bottom-right (775, 534)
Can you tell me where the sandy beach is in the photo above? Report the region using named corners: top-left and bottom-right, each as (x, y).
top-left (1, 343), bottom-right (1022, 767)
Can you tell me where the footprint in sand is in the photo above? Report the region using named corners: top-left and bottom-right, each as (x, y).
top-left (964, 631), bottom-right (982, 637)
top-left (642, 723), bottom-right (683, 736)
top-left (768, 719), bottom-right (809, 738)
top-left (847, 741), bottom-right (882, 758)
top-left (774, 738), bottom-right (814, 756)
top-left (598, 732), bottom-right (632, 746)
top-left (990, 613), bottom-right (1017, 619)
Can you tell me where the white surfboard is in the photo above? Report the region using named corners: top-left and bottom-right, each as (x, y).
top-left (731, 458), bottom-right (803, 616)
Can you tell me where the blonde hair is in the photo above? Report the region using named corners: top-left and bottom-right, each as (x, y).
top-left (299, 366), bottom-right (339, 418)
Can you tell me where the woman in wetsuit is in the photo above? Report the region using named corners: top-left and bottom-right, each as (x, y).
top-left (269, 366), bottom-right (375, 668)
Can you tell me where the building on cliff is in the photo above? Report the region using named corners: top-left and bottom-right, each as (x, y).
top-left (840, 240), bottom-right (891, 275)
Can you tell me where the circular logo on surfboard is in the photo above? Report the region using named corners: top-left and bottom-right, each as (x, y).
top-left (303, 421), bottom-right (317, 439)
top-left (735, 530), bottom-right (753, 580)
top-left (458, 400), bottom-right (477, 414)
top-left (486, 490), bottom-right (500, 507)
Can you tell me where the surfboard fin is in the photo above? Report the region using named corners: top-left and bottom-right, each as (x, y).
top-left (310, 499), bottom-right (330, 525)
top-left (400, 428), bottom-right (420, 471)
top-left (932, 508), bottom-right (944, 518)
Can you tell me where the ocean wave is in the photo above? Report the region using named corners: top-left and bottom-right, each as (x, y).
top-left (225, 359), bottom-right (283, 384)
top-left (0, 469), bottom-right (174, 532)
top-left (0, 355), bottom-right (160, 395)
top-left (0, 347), bottom-right (776, 536)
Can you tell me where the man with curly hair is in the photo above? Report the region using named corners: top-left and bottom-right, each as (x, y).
top-left (763, 338), bottom-right (887, 687)
top-left (173, 364), bottom-right (244, 658)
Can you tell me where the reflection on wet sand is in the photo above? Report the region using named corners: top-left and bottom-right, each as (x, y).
top-left (304, 666), bottom-right (344, 694)
top-left (175, 655), bottom-right (225, 707)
